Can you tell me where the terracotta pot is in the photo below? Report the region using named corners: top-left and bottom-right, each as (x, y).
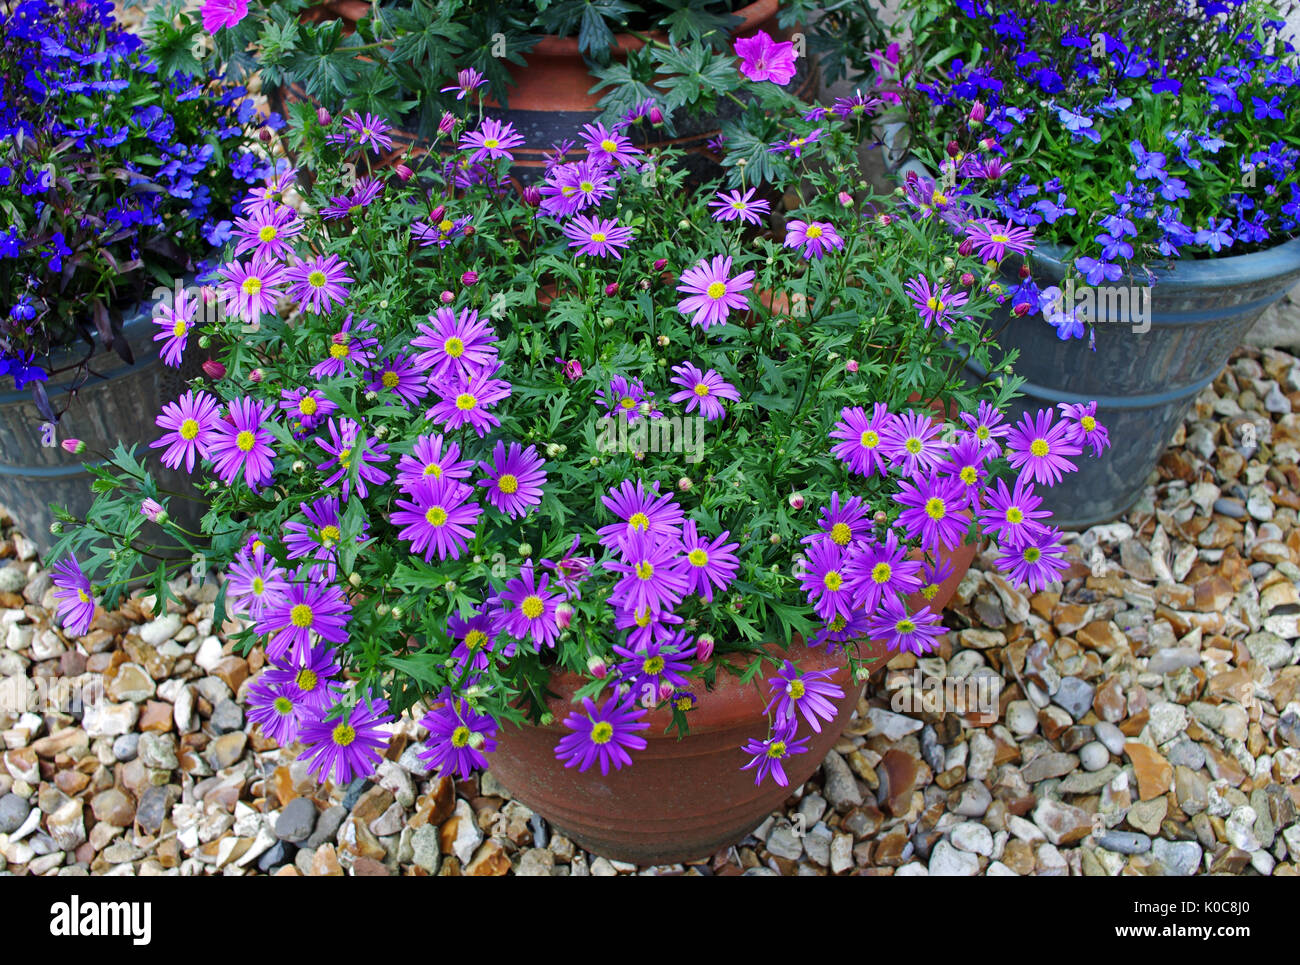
top-left (272, 0), bottom-right (817, 182)
top-left (487, 537), bottom-right (976, 865)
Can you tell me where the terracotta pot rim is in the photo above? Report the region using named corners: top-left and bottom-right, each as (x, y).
top-left (528, 0), bottom-right (779, 58)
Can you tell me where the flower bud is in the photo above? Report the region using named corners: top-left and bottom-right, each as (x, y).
top-left (695, 634), bottom-right (714, 662)
top-left (438, 112), bottom-right (457, 135)
top-left (653, 258), bottom-right (668, 271)
top-left (539, 712), bottom-right (555, 726)
top-left (49, 521), bottom-right (62, 535)
top-left (769, 532), bottom-right (782, 545)
top-left (648, 105), bottom-right (664, 126)
top-left (980, 137), bottom-right (996, 151)
top-left (958, 238), bottom-right (975, 257)
top-left (393, 163), bottom-right (413, 182)
top-left (586, 655), bottom-right (607, 678)
top-left (788, 492), bottom-right (805, 510)
top-left (201, 359), bottom-right (226, 380)
top-left (522, 185), bottom-right (542, 206)
top-left (292, 459), bottom-right (306, 473)
top-left (443, 580), bottom-right (457, 592)
top-left (677, 476), bottom-right (692, 492)
top-left (317, 106), bottom-right (332, 126)
top-left (349, 572), bottom-right (363, 588)
top-left (837, 190), bottom-right (853, 206)
top-left (545, 442), bottom-right (563, 457)
top-left (249, 367), bottom-right (263, 383)
top-left (656, 334), bottom-right (670, 347)
top-left (391, 606), bottom-right (404, 618)
top-left (658, 680), bottom-right (675, 702)
top-left (468, 731), bottom-right (486, 749)
top-left (969, 101), bottom-right (986, 124)
top-left (140, 498), bottom-right (166, 523)
top-left (461, 271), bottom-right (478, 286)
top-left (604, 282), bottom-right (619, 296)
top-left (556, 603), bottom-right (574, 629)
top-left (876, 213), bottom-right (893, 227)
top-left (960, 272), bottom-right (975, 286)
top-left (258, 127), bottom-right (272, 144)
top-left (518, 542), bottom-right (533, 558)
top-left (946, 140), bottom-right (960, 157)
top-left (1013, 301), bottom-right (1031, 316)
top-left (1018, 264), bottom-right (1031, 280)
top-left (429, 204), bottom-right (446, 223)
top-left (440, 290), bottom-right (454, 304)
top-left (846, 359), bottom-right (859, 373)
top-left (61, 438), bottom-right (85, 455)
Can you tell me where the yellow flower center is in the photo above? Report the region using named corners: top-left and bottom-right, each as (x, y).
top-left (439, 219), bottom-right (454, 233)
top-left (1030, 438), bottom-right (1050, 458)
top-left (242, 276), bottom-right (261, 295)
top-left (172, 319), bottom-right (187, 338)
top-left (706, 281), bottom-right (728, 299)
top-left (521, 595), bottom-right (545, 619)
top-left (634, 607), bottom-right (652, 628)
top-left (251, 577), bottom-right (265, 595)
top-left (331, 723), bottom-right (356, 747)
top-left (451, 725), bottom-right (471, 748)
top-left (299, 396), bottom-right (318, 415)
top-left (766, 740), bottom-right (787, 759)
top-left (589, 231), bottom-right (607, 243)
top-left (425, 506), bottom-right (448, 527)
top-left (273, 696), bottom-right (293, 714)
top-left (830, 522), bottom-right (852, 546)
top-left (805, 225), bottom-right (823, 239)
top-left (591, 721), bottom-right (614, 744)
top-left (960, 466), bottom-right (978, 484)
top-left (289, 604), bottom-right (313, 628)
top-left (308, 270), bottom-right (327, 289)
top-left (579, 180), bottom-right (595, 193)
top-left (860, 430), bottom-right (879, 448)
top-left (258, 225), bottom-right (278, 242)
top-left (444, 336), bottom-right (465, 358)
top-left (1024, 547), bottom-right (1042, 563)
top-left (829, 615), bottom-right (846, 631)
top-left (424, 463), bottom-right (443, 478)
top-left (976, 426), bottom-right (990, 440)
top-left (629, 512), bottom-right (650, 531)
top-left (464, 630), bottom-right (487, 650)
top-left (296, 668), bottom-right (318, 691)
top-left (455, 393), bottom-right (477, 411)
top-left (497, 473), bottom-right (519, 494)
top-left (236, 430), bottom-right (256, 452)
top-left (600, 139), bottom-right (617, 153)
top-left (823, 570), bottom-right (843, 591)
top-left (620, 397), bottom-right (636, 409)
top-left (179, 419), bottom-right (200, 440)
top-left (788, 680), bottom-right (806, 699)
top-left (635, 561), bottom-right (654, 580)
top-left (925, 497), bottom-right (947, 520)
top-left (643, 655), bottom-right (665, 675)
top-left (896, 618), bottom-right (916, 634)
top-left (77, 589), bottom-right (90, 603)
top-left (990, 232), bottom-right (1010, 244)
top-left (337, 448), bottom-right (352, 468)
top-left (483, 137), bottom-right (500, 149)
top-left (1081, 415), bottom-right (1097, 432)
top-left (694, 383), bottom-right (710, 396)
top-left (329, 343), bottom-right (350, 359)
top-left (1006, 507), bottom-right (1024, 524)
top-left (318, 525), bottom-right (341, 545)
top-left (688, 548), bottom-right (709, 567)
top-left (905, 437), bottom-right (923, 454)
top-left (382, 371), bottom-right (400, 389)
top-left (872, 562), bottom-right (892, 584)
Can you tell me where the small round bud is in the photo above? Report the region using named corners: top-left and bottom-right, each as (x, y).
top-left (518, 542), bottom-right (533, 558)
top-left (677, 477), bottom-right (692, 492)
top-left (349, 573), bottom-right (363, 588)
top-left (769, 532), bottom-right (782, 545)
top-left (443, 580), bottom-right (457, 592)
top-left (788, 493), bottom-right (805, 510)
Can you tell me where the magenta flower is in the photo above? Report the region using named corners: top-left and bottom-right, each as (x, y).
top-left (391, 476), bottom-right (482, 562)
top-left (829, 402), bottom-right (892, 477)
top-left (613, 637), bottom-right (693, 697)
top-left (396, 433), bottom-right (474, 490)
top-left (440, 68), bottom-right (487, 101)
top-left (425, 370), bottom-right (512, 437)
top-left (605, 531), bottom-right (690, 616)
top-left (1058, 401), bottom-right (1111, 457)
top-left (310, 314), bottom-right (378, 380)
top-left (843, 529), bottom-right (923, 612)
top-left (964, 219), bottom-right (1035, 263)
top-left (218, 254), bottom-right (286, 324)
top-left (278, 388), bottom-right (336, 433)
top-left (298, 692), bottom-right (393, 785)
top-left (554, 693), bottom-right (650, 775)
top-left (764, 660), bottom-right (845, 733)
top-left (232, 206), bottom-right (303, 260)
top-left (865, 594), bottom-right (945, 655)
top-left (246, 679), bottom-right (303, 746)
top-left (262, 647), bottom-right (343, 714)
top-left (893, 472), bottom-right (969, 553)
top-left (209, 397), bottom-right (276, 491)
top-left (226, 545), bottom-right (290, 620)
top-left (327, 112), bottom-right (395, 155)
top-left (259, 581), bottom-right (353, 665)
top-left (803, 491), bottom-right (872, 550)
top-left (315, 417), bottom-right (391, 501)
top-left (321, 178), bottom-right (384, 220)
top-left (477, 441), bottom-right (546, 518)
top-left (679, 520), bottom-right (739, 602)
top-left (668, 362), bottom-right (739, 420)
top-left (366, 353), bottom-right (429, 407)
top-left (562, 214), bottom-right (634, 259)
top-left (151, 389), bottom-right (220, 473)
top-left (580, 121), bottom-right (643, 168)
top-left (459, 118), bottom-right (525, 162)
top-left (905, 274), bottom-right (969, 332)
top-left (538, 158), bottom-right (614, 218)
top-left (783, 219), bottom-right (844, 259)
top-left (200, 0), bottom-right (248, 32)
top-left (418, 690), bottom-right (498, 779)
top-left (498, 561), bottom-right (564, 650)
top-left (543, 535), bottom-right (595, 600)
top-left (286, 254), bottom-right (352, 316)
top-left (597, 478), bottom-right (685, 550)
top-left (51, 555), bottom-right (95, 637)
top-left (740, 722), bottom-right (810, 787)
top-left (152, 288), bottom-right (196, 368)
top-left (733, 30), bottom-right (797, 85)
top-left (1006, 408), bottom-right (1083, 486)
top-left (284, 496), bottom-right (363, 580)
top-left (769, 128), bottom-right (823, 158)
top-left (959, 400), bottom-right (1010, 456)
top-left (596, 374), bottom-right (657, 422)
top-left (676, 254), bottom-right (755, 330)
top-left (799, 539), bottom-right (853, 623)
top-left (881, 409), bottom-right (945, 476)
top-left (996, 528), bottom-right (1068, 592)
top-left (979, 475), bottom-right (1050, 549)
top-left (411, 307), bottom-right (498, 380)
top-left (709, 186), bottom-right (771, 225)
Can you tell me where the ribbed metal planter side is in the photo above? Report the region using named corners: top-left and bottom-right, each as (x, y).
top-left (0, 303), bottom-right (205, 555)
top-left (966, 237), bottom-right (1300, 528)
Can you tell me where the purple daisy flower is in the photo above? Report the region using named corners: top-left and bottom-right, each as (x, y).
top-left (996, 527), bottom-right (1068, 592)
top-left (51, 555), bottom-right (95, 637)
top-left (262, 647), bottom-right (344, 714)
top-left (829, 403), bottom-right (892, 478)
top-left (440, 68), bottom-right (486, 101)
top-left (733, 29), bottom-right (797, 85)
top-left (1006, 408), bottom-right (1083, 487)
top-left (675, 254), bottom-right (755, 330)
top-left (769, 127), bottom-right (823, 158)
top-left (538, 158), bottom-right (615, 218)
top-left (596, 375), bottom-right (657, 422)
top-left (979, 475), bottom-right (1051, 549)
top-left (802, 491), bottom-right (872, 550)
top-left (905, 274), bottom-right (969, 332)
top-left (226, 545), bottom-right (290, 619)
top-left (597, 479), bottom-right (685, 550)
top-left (152, 288), bottom-right (196, 368)
top-left (218, 254), bottom-right (286, 324)
top-left (425, 370), bottom-right (512, 437)
top-left (246, 678), bottom-right (303, 745)
top-left (613, 636), bottom-right (693, 698)
top-left (151, 389), bottom-right (220, 472)
top-left (418, 690), bottom-right (498, 779)
top-left (315, 417), bottom-right (391, 502)
top-left (764, 659), bottom-right (845, 733)
top-left (259, 581), bottom-right (353, 666)
top-left (411, 307), bottom-right (498, 380)
top-left (940, 434), bottom-right (989, 499)
top-left (580, 121), bottom-right (642, 168)
top-left (366, 353), bottom-right (429, 407)
top-left (709, 186), bottom-right (771, 225)
top-left (959, 400), bottom-right (1010, 456)
top-left (562, 214), bottom-right (634, 259)
top-left (447, 610), bottom-right (498, 673)
top-left (799, 539), bottom-right (853, 622)
top-left (298, 692), bottom-right (393, 785)
top-left (917, 556), bottom-right (954, 606)
top-left (668, 362), bottom-right (740, 420)
top-left (894, 472), bottom-right (970, 553)
top-left (606, 530), bottom-right (690, 616)
top-left (391, 476), bottom-right (481, 562)
top-left (843, 528), bottom-right (923, 612)
top-left (740, 722), bottom-right (810, 787)
top-left (477, 441), bottom-right (547, 519)
top-left (865, 594), bottom-right (945, 655)
top-left (232, 206), bottom-right (303, 260)
top-left (1057, 402), bottom-right (1110, 457)
top-left (543, 535), bottom-right (595, 600)
top-left (396, 433), bottom-right (474, 490)
top-left (459, 118), bottom-right (525, 162)
top-left (498, 561), bottom-right (564, 650)
top-left (809, 610), bottom-right (870, 651)
top-left (310, 314), bottom-right (379, 380)
top-left (554, 693), bottom-right (650, 776)
top-left (783, 219), bottom-right (844, 259)
top-left (327, 112), bottom-right (395, 154)
top-left (880, 409), bottom-right (945, 476)
top-left (209, 397), bottom-right (276, 491)
top-left (614, 603), bottom-right (684, 649)
top-left (284, 496), bottom-right (363, 580)
top-left (286, 254), bottom-right (352, 316)
top-left (278, 387), bottom-right (336, 434)
top-left (832, 90), bottom-right (882, 120)
top-left (679, 519), bottom-right (739, 602)
top-left (320, 178), bottom-right (385, 221)
top-left (964, 219), bottom-right (1035, 263)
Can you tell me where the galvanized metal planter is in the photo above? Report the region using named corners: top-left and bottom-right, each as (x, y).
top-left (968, 237), bottom-right (1300, 528)
top-left (0, 302), bottom-right (204, 555)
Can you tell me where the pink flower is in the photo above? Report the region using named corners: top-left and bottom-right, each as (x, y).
top-left (200, 0), bottom-right (249, 32)
top-left (733, 30), bottom-right (797, 85)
